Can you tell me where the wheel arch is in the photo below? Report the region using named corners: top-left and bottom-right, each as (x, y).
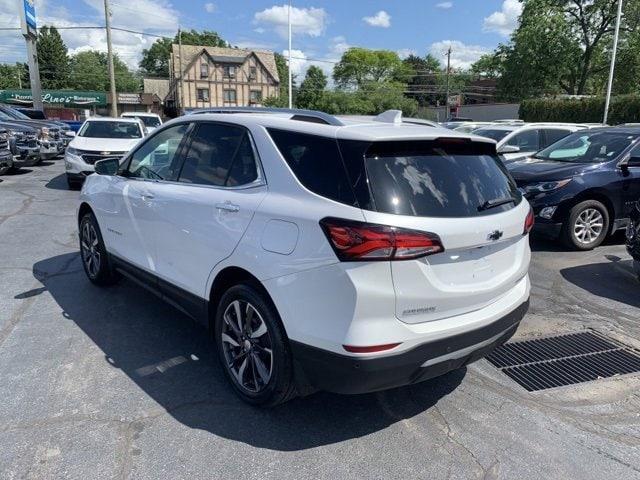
top-left (558, 189), bottom-right (616, 234)
top-left (78, 202), bottom-right (94, 226)
top-left (207, 266), bottom-right (281, 333)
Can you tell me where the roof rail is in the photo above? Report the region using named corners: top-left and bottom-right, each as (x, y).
top-left (186, 106), bottom-right (345, 126)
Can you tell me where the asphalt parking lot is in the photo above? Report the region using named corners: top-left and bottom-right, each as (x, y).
top-left (1, 158), bottom-right (640, 480)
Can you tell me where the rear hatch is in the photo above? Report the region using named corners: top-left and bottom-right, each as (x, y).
top-left (345, 138), bottom-right (530, 324)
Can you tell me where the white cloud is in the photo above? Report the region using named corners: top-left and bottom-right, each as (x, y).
top-left (483, 0), bottom-right (522, 36)
top-left (429, 40), bottom-right (490, 70)
top-left (362, 10), bottom-right (391, 28)
top-left (253, 27), bottom-right (265, 34)
top-left (436, 2), bottom-right (453, 9)
top-left (397, 48), bottom-right (417, 59)
top-left (204, 2), bottom-right (216, 13)
top-left (254, 4), bottom-right (327, 39)
top-left (282, 49), bottom-right (308, 77)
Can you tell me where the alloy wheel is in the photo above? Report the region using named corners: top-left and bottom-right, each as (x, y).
top-left (81, 221), bottom-right (101, 278)
top-left (221, 300), bottom-right (273, 393)
top-left (573, 208), bottom-right (604, 245)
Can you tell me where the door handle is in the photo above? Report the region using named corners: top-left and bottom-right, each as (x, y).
top-left (140, 192), bottom-right (154, 201)
top-left (216, 202), bottom-right (240, 213)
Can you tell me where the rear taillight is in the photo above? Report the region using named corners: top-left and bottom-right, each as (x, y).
top-left (523, 206), bottom-right (534, 235)
top-left (343, 343), bottom-right (401, 353)
top-left (320, 217), bottom-right (444, 261)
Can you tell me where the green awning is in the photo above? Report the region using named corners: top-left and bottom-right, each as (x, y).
top-left (0, 89), bottom-right (107, 107)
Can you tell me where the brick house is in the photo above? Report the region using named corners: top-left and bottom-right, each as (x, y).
top-left (168, 45), bottom-right (280, 109)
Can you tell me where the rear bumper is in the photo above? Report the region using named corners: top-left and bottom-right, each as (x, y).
top-left (292, 299), bottom-right (529, 395)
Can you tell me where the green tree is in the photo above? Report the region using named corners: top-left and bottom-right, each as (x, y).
top-left (295, 66), bottom-right (327, 109)
top-left (0, 63), bottom-right (28, 89)
top-left (139, 30), bottom-right (228, 77)
top-left (333, 47), bottom-right (409, 88)
top-left (36, 26), bottom-right (70, 89)
top-left (402, 54), bottom-right (442, 106)
top-left (470, 50), bottom-right (506, 79)
top-left (263, 52), bottom-right (297, 108)
top-left (494, 0), bottom-right (639, 100)
top-left (69, 51), bottom-right (139, 92)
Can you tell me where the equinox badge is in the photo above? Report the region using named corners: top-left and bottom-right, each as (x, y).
top-left (487, 230), bottom-right (504, 241)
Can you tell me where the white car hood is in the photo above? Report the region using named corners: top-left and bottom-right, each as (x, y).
top-left (70, 136), bottom-right (141, 153)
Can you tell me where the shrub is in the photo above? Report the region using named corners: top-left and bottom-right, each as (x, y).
top-left (520, 96), bottom-right (640, 124)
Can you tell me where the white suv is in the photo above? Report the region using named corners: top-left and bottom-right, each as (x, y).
top-left (65, 117), bottom-right (145, 189)
top-left (77, 108), bottom-right (532, 406)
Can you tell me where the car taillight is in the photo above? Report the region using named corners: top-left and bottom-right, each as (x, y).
top-left (319, 217), bottom-right (444, 261)
top-left (343, 343), bottom-right (401, 353)
top-left (523, 206), bottom-right (534, 235)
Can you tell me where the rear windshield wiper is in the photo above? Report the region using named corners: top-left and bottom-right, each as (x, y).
top-left (478, 196), bottom-right (517, 211)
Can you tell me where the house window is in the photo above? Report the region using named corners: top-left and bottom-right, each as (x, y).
top-left (200, 63), bottom-right (209, 79)
top-left (223, 89), bottom-right (237, 103)
top-left (249, 90), bottom-right (262, 104)
top-left (223, 65), bottom-right (236, 78)
top-left (197, 88), bottom-right (210, 102)
top-left (249, 66), bottom-right (257, 80)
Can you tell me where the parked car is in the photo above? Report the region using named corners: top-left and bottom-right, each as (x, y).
top-left (13, 106), bottom-right (76, 144)
top-left (441, 117), bottom-right (474, 129)
top-left (0, 104), bottom-right (64, 158)
top-left (507, 126), bottom-right (640, 250)
top-left (453, 122), bottom-right (495, 134)
top-left (121, 112), bottom-right (162, 133)
top-left (0, 121), bottom-right (40, 168)
top-left (0, 127), bottom-right (13, 175)
top-left (626, 200), bottom-right (640, 281)
top-left (77, 108), bottom-right (532, 406)
top-left (473, 123), bottom-right (586, 162)
top-left (65, 117), bottom-right (145, 189)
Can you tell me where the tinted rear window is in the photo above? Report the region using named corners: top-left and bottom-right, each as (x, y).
top-left (473, 128), bottom-right (512, 142)
top-left (267, 128), bottom-right (357, 206)
top-left (364, 142), bottom-right (521, 217)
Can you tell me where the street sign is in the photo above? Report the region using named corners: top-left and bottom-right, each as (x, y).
top-left (20, 0), bottom-right (37, 37)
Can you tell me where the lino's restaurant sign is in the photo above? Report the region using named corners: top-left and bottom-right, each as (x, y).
top-left (0, 90), bottom-right (107, 107)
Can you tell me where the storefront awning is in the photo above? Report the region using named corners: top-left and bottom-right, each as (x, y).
top-left (0, 90), bottom-right (107, 107)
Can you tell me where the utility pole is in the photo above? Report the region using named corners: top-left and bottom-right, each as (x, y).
top-left (178, 26), bottom-right (185, 113)
top-left (444, 45), bottom-right (452, 118)
top-left (104, 0), bottom-right (118, 117)
top-left (603, 0), bottom-right (623, 125)
top-left (18, 0), bottom-right (42, 109)
top-left (288, 0), bottom-right (293, 108)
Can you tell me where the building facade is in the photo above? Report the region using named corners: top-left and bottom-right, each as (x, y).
top-left (168, 45), bottom-right (280, 110)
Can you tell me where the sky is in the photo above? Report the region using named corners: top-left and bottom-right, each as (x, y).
top-left (0, 0), bottom-right (522, 78)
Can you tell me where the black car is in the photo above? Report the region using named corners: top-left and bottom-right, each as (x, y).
top-left (507, 127), bottom-right (640, 250)
top-left (0, 121), bottom-right (40, 167)
top-left (0, 127), bottom-right (13, 175)
top-left (626, 200), bottom-right (640, 281)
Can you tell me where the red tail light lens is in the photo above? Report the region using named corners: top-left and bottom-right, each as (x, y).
top-left (320, 217), bottom-right (444, 261)
top-left (343, 343), bottom-right (401, 353)
top-left (523, 206), bottom-right (534, 235)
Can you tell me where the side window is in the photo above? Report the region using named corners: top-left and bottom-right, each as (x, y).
top-left (127, 123), bottom-right (189, 181)
top-left (267, 128), bottom-right (357, 206)
top-left (178, 123), bottom-right (258, 187)
top-left (542, 129), bottom-right (571, 148)
top-left (507, 129), bottom-right (540, 151)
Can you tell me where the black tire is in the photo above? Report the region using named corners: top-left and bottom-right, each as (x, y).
top-left (79, 212), bottom-right (119, 286)
top-left (561, 200), bottom-right (610, 250)
top-left (214, 284), bottom-right (296, 407)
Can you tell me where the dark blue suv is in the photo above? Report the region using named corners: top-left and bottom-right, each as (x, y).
top-left (506, 127), bottom-right (640, 250)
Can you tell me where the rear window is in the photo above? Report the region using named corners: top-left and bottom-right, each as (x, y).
top-left (267, 129), bottom-right (357, 206)
top-left (363, 141), bottom-right (521, 217)
top-left (79, 121), bottom-right (142, 139)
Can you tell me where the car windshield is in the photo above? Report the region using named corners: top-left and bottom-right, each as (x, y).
top-left (0, 111), bottom-right (14, 121)
top-left (533, 131), bottom-right (639, 163)
top-left (125, 115), bottom-right (161, 127)
top-left (472, 128), bottom-right (513, 142)
top-left (4, 107), bottom-right (30, 120)
top-left (79, 121), bottom-right (142, 139)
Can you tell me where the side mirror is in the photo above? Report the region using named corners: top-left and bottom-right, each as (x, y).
top-left (499, 144), bottom-right (521, 154)
top-left (94, 157), bottom-right (120, 175)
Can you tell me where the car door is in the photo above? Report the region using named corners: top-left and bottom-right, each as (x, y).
top-left (149, 121), bottom-right (268, 299)
top-left (503, 129), bottom-right (541, 161)
top-left (106, 122), bottom-right (191, 272)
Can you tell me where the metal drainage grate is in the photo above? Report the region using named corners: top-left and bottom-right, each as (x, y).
top-left (486, 330), bottom-right (640, 391)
